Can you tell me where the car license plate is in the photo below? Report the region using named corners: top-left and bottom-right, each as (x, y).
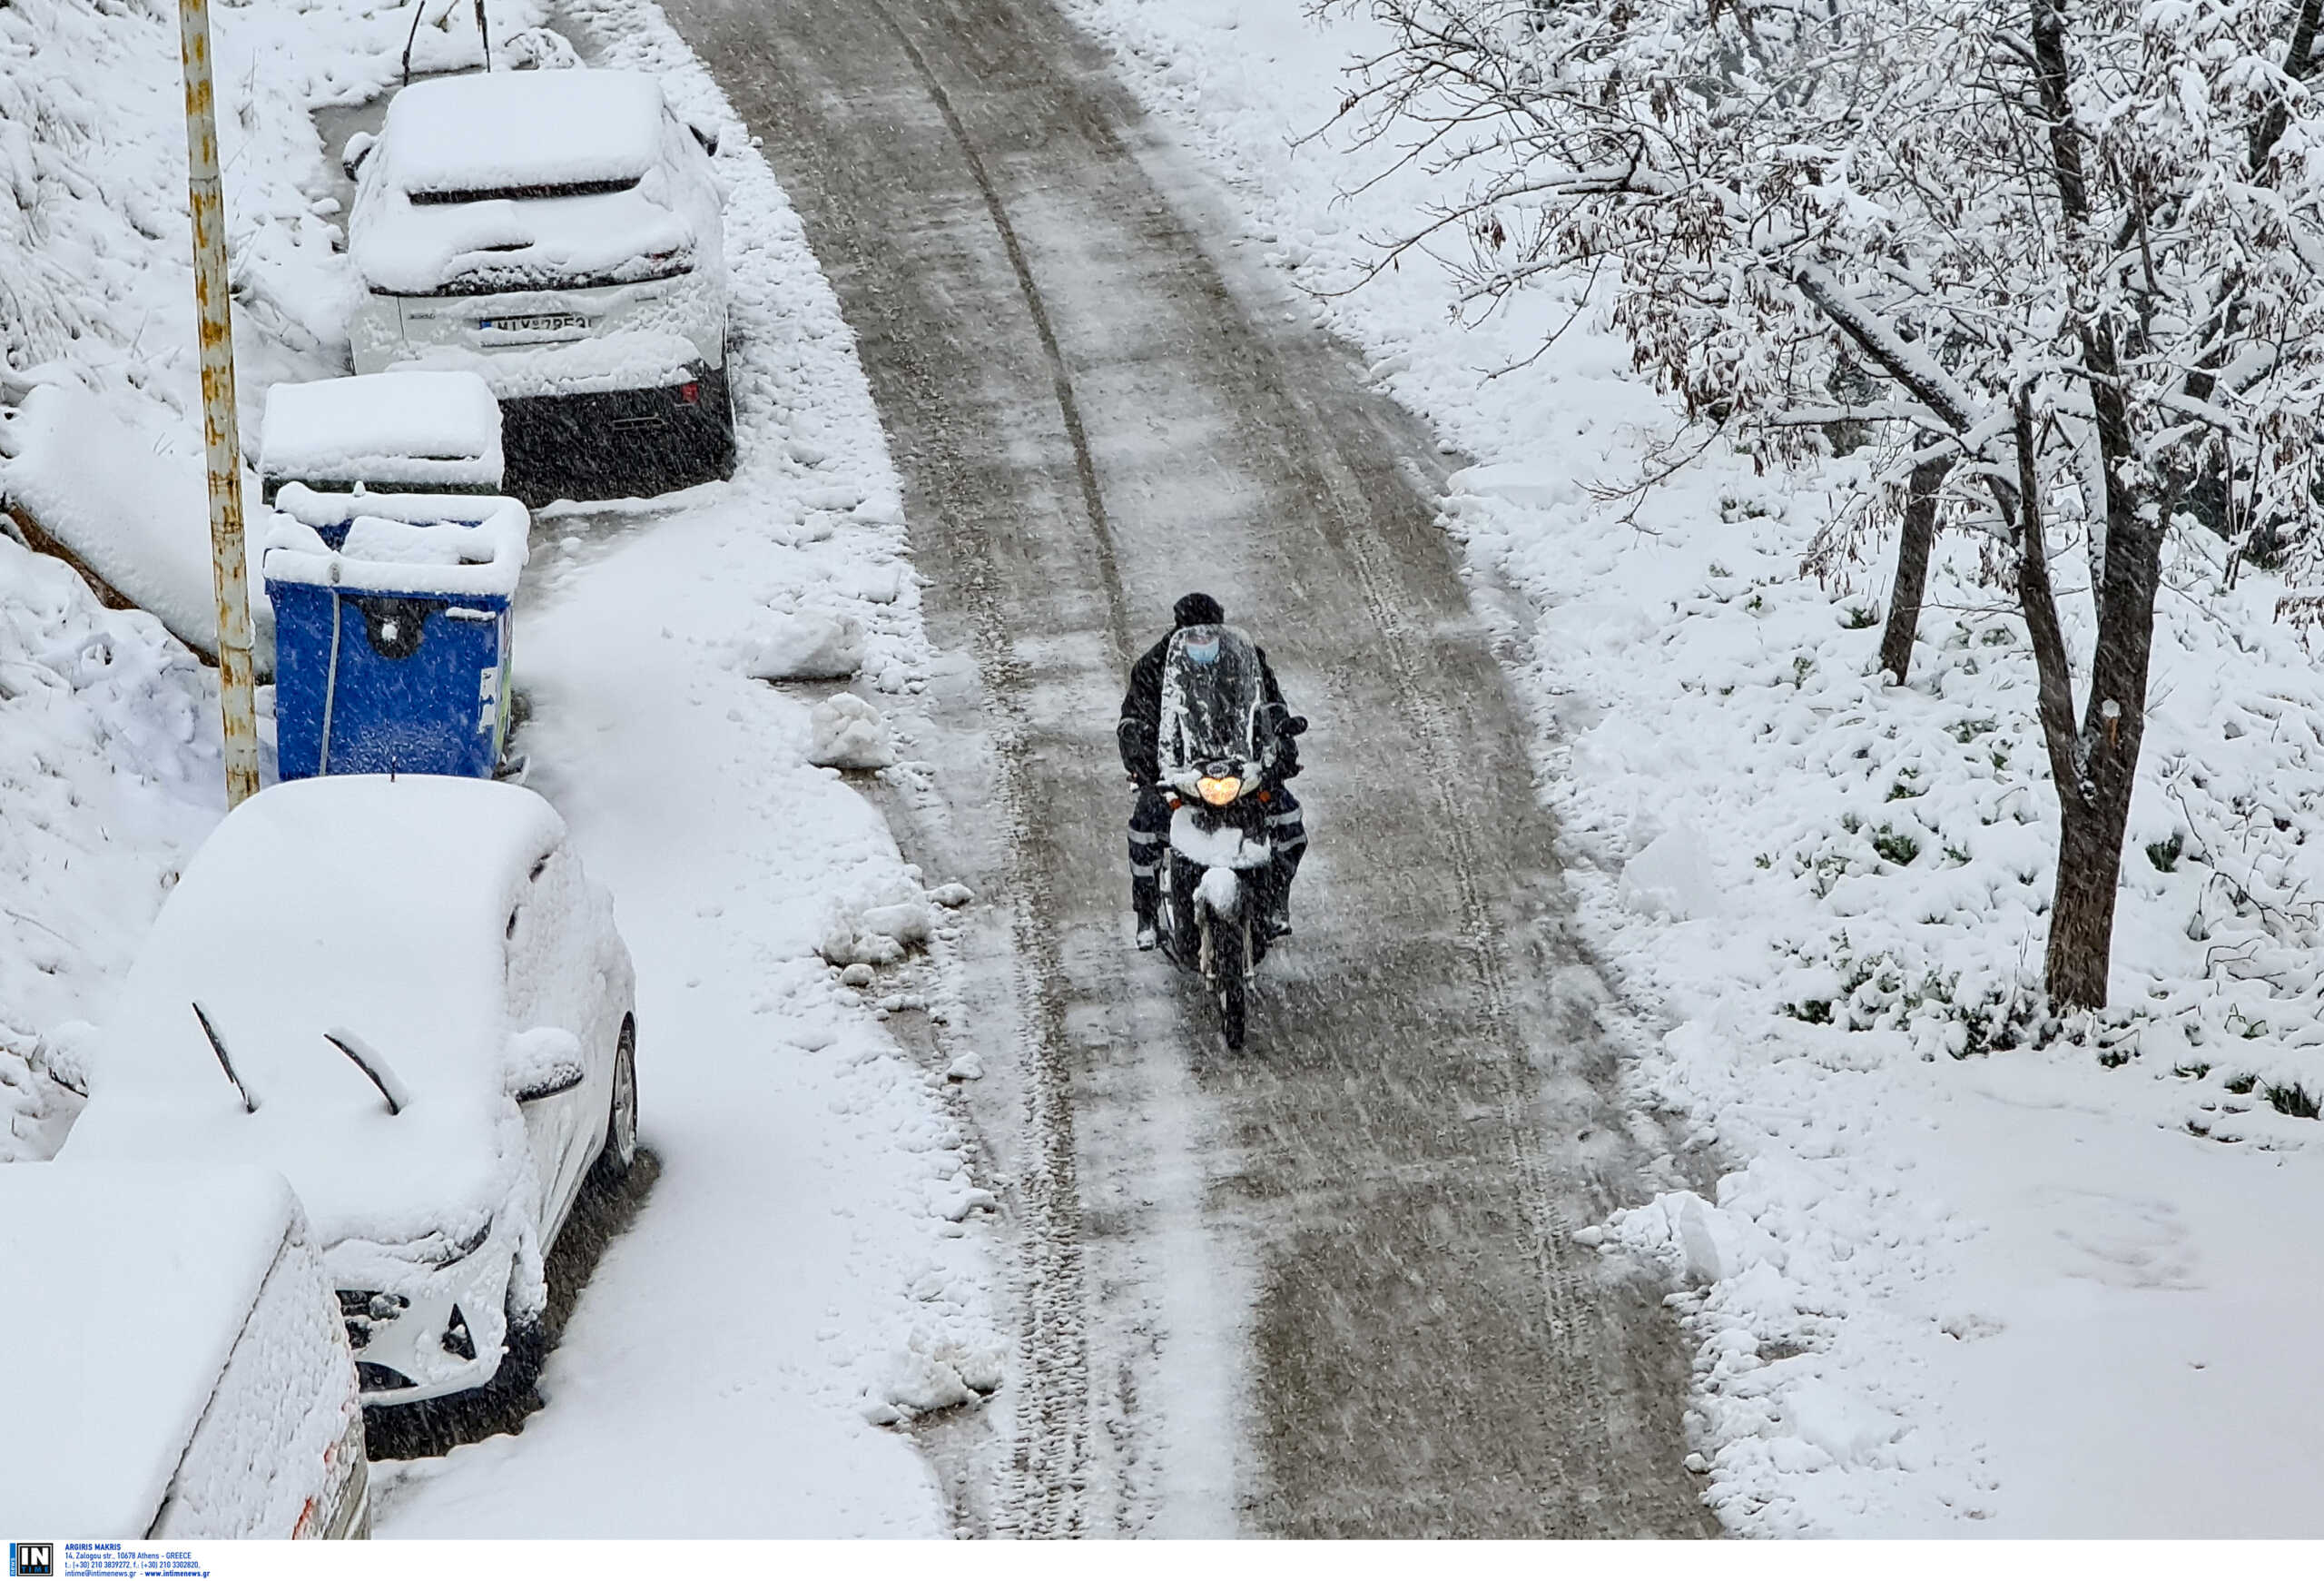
top-left (483, 312), bottom-right (587, 334)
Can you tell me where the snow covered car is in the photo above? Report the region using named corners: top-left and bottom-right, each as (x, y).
top-left (0, 1161), bottom-right (369, 1538)
top-left (57, 775), bottom-right (638, 1408)
top-left (344, 68), bottom-right (734, 496)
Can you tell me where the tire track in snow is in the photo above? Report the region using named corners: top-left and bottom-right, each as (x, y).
top-left (1284, 418), bottom-right (1606, 1507)
top-left (862, 0), bottom-right (1133, 663)
top-left (855, 0), bottom-right (1137, 1536)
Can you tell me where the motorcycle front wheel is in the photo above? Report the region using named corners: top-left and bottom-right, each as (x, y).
top-left (1216, 912), bottom-right (1247, 1050)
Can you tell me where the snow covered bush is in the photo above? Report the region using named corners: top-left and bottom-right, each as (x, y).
top-left (0, 536), bottom-right (218, 1160)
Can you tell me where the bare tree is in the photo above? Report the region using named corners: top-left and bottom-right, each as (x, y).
top-left (1336, 0), bottom-right (2324, 1007)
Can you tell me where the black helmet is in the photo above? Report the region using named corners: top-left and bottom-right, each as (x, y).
top-left (1173, 592), bottom-right (1225, 628)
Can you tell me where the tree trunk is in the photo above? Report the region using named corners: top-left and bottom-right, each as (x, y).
top-left (2049, 327), bottom-right (2164, 1008)
top-left (2006, 332), bottom-right (2164, 1011)
top-left (1877, 448), bottom-right (1948, 685)
top-left (2046, 768), bottom-right (2134, 1008)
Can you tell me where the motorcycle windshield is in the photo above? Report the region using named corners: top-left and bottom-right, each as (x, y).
top-left (1158, 624), bottom-right (1266, 773)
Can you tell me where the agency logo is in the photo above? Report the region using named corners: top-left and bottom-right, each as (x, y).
top-left (7, 1543), bottom-right (53, 1577)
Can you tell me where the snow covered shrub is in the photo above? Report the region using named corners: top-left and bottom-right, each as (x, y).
top-left (0, 536), bottom-right (217, 1159)
top-left (1344, 0), bottom-right (2324, 1010)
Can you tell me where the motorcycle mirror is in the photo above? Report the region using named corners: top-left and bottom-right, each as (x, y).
top-left (1286, 716), bottom-right (1309, 736)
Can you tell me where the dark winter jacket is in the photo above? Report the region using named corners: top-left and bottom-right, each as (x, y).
top-left (1116, 631), bottom-right (1291, 786)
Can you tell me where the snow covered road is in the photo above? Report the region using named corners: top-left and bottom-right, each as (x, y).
top-left (655, 0), bottom-right (1712, 1536)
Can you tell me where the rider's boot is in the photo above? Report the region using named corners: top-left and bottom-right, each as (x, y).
top-left (1262, 845), bottom-right (1302, 940)
top-left (1132, 874), bottom-right (1160, 952)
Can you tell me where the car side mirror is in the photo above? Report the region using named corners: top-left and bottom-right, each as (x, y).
top-left (34, 1020), bottom-right (99, 1097)
top-left (341, 131), bottom-right (378, 183)
top-left (507, 1027), bottom-right (586, 1103)
top-left (689, 122), bottom-right (720, 158)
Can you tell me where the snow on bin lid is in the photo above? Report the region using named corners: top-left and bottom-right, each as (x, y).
top-left (260, 371), bottom-right (502, 489)
top-left (384, 69), bottom-right (667, 201)
top-left (0, 1161), bottom-right (301, 1536)
top-left (263, 484), bottom-right (529, 599)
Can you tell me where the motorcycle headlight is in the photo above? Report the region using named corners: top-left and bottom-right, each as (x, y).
top-left (1197, 775), bottom-right (1242, 806)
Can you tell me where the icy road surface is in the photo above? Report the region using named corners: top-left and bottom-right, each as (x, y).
top-left (660, 0), bottom-right (1713, 1537)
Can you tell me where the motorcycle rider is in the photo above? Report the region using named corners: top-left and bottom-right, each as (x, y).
top-left (1117, 592), bottom-right (1306, 952)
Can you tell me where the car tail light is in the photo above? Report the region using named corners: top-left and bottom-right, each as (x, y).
top-left (677, 381), bottom-right (700, 405)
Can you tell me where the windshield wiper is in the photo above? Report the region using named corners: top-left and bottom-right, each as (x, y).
top-left (191, 1002), bottom-right (260, 1114)
top-left (323, 1027), bottom-right (410, 1117)
top-left (407, 176), bottom-right (639, 204)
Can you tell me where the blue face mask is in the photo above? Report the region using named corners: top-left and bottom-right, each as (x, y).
top-left (1182, 634), bottom-right (1222, 666)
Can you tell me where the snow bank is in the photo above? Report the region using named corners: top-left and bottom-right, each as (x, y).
top-left (1065, 0), bottom-right (2324, 1537)
top-left (0, 533), bottom-right (219, 1161)
top-left (747, 610), bottom-right (862, 681)
top-left (0, 380), bottom-right (269, 663)
top-left (808, 691), bottom-right (897, 770)
top-left (820, 895), bottom-right (933, 970)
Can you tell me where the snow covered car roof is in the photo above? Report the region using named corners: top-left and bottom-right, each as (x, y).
top-left (384, 69), bottom-right (667, 201)
top-left (354, 70), bottom-right (701, 298)
top-left (63, 776), bottom-right (568, 1248)
top-left (260, 371), bottom-right (503, 494)
top-left (0, 1162), bottom-right (311, 1535)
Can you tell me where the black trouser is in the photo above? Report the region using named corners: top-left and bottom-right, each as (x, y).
top-left (1129, 785), bottom-right (1306, 920)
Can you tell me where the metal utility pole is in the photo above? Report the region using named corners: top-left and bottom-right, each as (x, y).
top-left (175, 0), bottom-right (261, 808)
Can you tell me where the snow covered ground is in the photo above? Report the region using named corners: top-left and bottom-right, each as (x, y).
top-left (3, 0), bottom-right (998, 1537)
top-left (1059, 0), bottom-right (2324, 1537)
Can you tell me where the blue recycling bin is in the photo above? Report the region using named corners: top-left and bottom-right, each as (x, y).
top-left (263, 487), bottom-right (529, 781)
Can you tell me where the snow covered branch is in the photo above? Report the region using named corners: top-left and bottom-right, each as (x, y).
top-left (1347, 0), bottom-right (2324, 1005)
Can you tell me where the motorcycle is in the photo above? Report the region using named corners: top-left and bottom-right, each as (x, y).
top-left (1150, 624), bottom-right (1305, 1051)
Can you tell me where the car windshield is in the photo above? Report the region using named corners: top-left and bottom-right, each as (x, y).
top-left (1158, 624), bottom-right (1266, 771)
